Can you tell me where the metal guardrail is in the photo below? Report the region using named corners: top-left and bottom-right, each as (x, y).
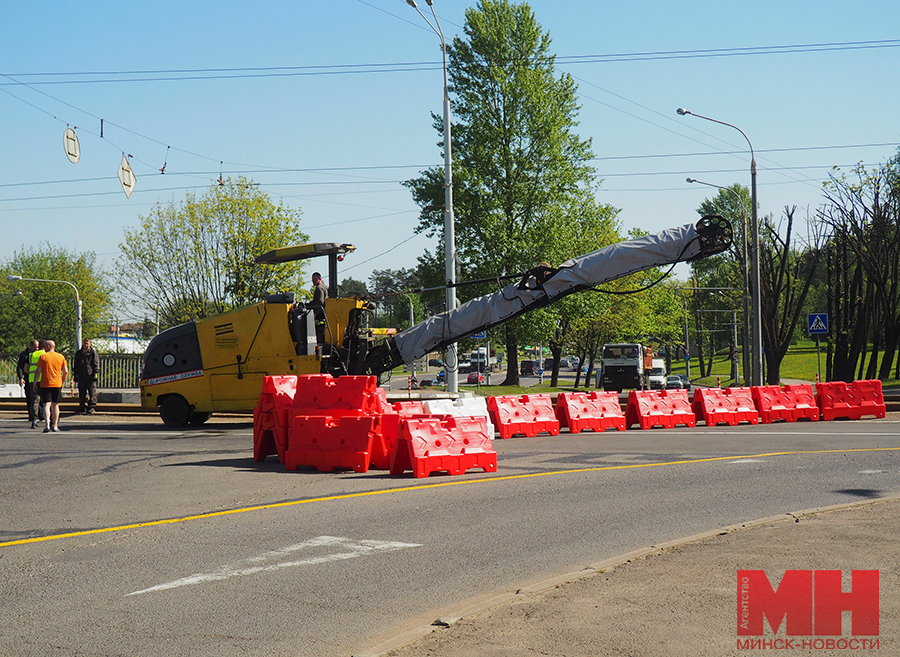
top-left (0, 353), bottom-right (143, 389)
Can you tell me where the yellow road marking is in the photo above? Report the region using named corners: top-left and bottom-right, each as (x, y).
top-left (4, 446), bottom-right (900, 549)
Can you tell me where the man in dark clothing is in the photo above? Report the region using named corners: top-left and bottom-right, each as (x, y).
top-left (310, 272), bottom-right (329, 345)
top-left (73, 338), bottom-right (100, 414)
top-left (16, 339), bottom-right (41, 427)
top-left (311, 272), bottom-right (328, 307)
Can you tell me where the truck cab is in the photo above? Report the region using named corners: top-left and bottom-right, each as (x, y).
top-left (600, 343), bottom-right (651, 392)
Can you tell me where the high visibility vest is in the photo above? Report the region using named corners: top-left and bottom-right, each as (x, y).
top-left (28, 350), bottom-right (44, 384)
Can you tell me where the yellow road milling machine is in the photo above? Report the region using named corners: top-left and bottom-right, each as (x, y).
top-left (140, 217), bottom-right (731, 426)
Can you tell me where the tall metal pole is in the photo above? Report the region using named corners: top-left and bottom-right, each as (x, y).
top-left (678, 109), bottom-right (762, 385)
top-left (686, 177), bottom-right (750, 386)
top-left (408, 0), bottom-right (458, 393)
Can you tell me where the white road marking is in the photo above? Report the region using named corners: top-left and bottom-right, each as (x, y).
top-left (127, 535), bottom-right (421, 596)
top-left (728, 459), bottom-right (768, 464)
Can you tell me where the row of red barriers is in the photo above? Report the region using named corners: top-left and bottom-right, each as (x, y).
top-left (483, 381), bottom-right (886, 434)
top-left (622, 380), bottom-right (886, 429)
top-left (253, 374), bottom-right (497, 478)
top-left (254, 377), bottom-right (888, 476)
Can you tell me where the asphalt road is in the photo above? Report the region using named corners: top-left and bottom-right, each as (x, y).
top-left (1, 411), bottom-right (899, 656)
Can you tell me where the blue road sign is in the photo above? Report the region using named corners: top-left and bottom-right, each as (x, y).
top-left (471, 332), bottom-right (486, 339)
top-left (808, 313), bottom-right (829, 334)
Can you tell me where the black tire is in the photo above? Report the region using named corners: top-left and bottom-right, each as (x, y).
top-left (189, 411), bottom-right (212, 426)
top-left (160, 395), bottom-right (191, 428)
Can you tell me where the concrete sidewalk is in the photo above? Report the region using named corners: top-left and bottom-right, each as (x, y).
top-left (373, 497), bottom-right (899, 657)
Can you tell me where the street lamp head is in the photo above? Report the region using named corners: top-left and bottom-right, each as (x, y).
top-left (686, 178), bottom-right (696, 184)
top-left (406, 0), bottom-right (417, 7)
top-left (7, 275), bottom-right (22, 282)
top-left (676, 108), bottom-right (690, 116)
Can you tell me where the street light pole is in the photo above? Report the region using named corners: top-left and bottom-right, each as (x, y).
top-left (7, 274), bottom-right (82, 350)
top-left (407, 0), bottom-right (458, 393)
top-left (678, 108), bottom-right (762, 386)
top-left (686, 177), bottom-right (750, 386)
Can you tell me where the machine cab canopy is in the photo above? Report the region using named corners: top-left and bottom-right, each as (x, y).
top-left (255, 242), bottom-right (356, 299)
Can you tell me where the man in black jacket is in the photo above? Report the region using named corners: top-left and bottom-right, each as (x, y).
top-left (73, 339), bottom-right (100, 414)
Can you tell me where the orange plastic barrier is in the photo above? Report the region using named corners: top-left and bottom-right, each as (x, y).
top-left (556, 391), bottom-right (626, 433)
top-left (285, 415), bottom-right (382, 472)
top-left (390, 416), bottom-right (497, 478)
top-left (692, 387), bottom-right (759, 426)
top-left (816, 380), bottom-right (886, 421)
top-left (253, 375), bottom-right (298, 462)
top-left (751, 384), bottom-right (819, 424)
top-left (625, 390), bottom-right (696, 430)
top-left (487, 394), bottom-right (560, 439)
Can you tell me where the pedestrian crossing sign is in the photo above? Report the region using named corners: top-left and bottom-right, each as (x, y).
top-left (807, 313), bottom-right (828, 334)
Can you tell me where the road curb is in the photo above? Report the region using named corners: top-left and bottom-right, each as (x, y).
top-left (352, 494), bottom-right (900, 657)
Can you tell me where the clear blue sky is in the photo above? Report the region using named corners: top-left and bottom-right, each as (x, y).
top-left (3, 1), bottom-right (898, 321)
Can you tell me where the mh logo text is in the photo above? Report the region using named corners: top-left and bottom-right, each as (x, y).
top-left (737, 570), bottom-right (879, 637)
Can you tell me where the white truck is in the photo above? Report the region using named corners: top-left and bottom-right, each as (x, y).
top-left (649, 358), bottom-right (667, 389)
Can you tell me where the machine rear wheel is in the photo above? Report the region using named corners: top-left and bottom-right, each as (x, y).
top-left (160, 395), bottom-right (191, 428)
top-left (189, 411), bottom-right (212, 426)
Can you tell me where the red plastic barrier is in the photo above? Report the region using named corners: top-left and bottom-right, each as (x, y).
top-left (692, 387), bottom-right (759, 426)
top-left (751, 384), bottom-right (819, 424)
top-left (392, 400), bottom-right (429, 417)
top-left (371, 411), bottom-right (399, 471)
top-left (816, 380), bottom-right (886, 421)
top-left (487, 394), bottom-right (560, 439)
top-left (624, 390), bottom-right (696, 429)
top-left (390, 416), bottom-right (497, 478)
top-left (291, 374), bottom-right (381, 416)
top-left (253, 404), bottom-right (278, 462)
top-left (285, 415), bottom-right (381, 472)
top-left (556, 391), bottom-right (626, 433)
top-left (253, 375), bottom-right (299, 462)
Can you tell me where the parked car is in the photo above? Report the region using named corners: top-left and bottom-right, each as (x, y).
top-left (677, 375), bottom-right (692, 392)
top-left (467, 371), bottom-right (485, 384)
top-left (543, 358), bottom-right (555, 370)
top-left (666, 375), bottom-right (684, 389)
top-left (428, 358), bottom-right (444, 367)
top-left (520, 360), bottom-right (536, 375)
top-left (419, 379), bottom-right (434, 388)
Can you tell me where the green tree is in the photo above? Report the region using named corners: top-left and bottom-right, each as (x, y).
top-left (1, 244), bottom-right (111, 353)
top-left (403, 0), bottom-right (608, 385)
top-left (820, 157), bottom-right (900, 381)
top-left (339, 277), bottom-right (369, 298)
top-left (117, 177), bottom-right (308, 328)
top-left (368, 268), bottom-right (422, 330)
top-left (693, 183), bottom-right (752, 382)
top-left (759, 207), bottom-right (822, 384)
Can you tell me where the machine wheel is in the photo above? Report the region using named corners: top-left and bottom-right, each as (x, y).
top-left (160, 395), bottom-right (192, 428)
top-left (189, 411), bottom-right (212, 426)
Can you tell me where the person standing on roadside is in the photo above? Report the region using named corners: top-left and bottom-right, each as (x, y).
top-left (33, 339), bottom-right (68, 433)
top-left (73, 338), bottom-right (100, 414)
top-left (15, 339), bottom-right (41, 428)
